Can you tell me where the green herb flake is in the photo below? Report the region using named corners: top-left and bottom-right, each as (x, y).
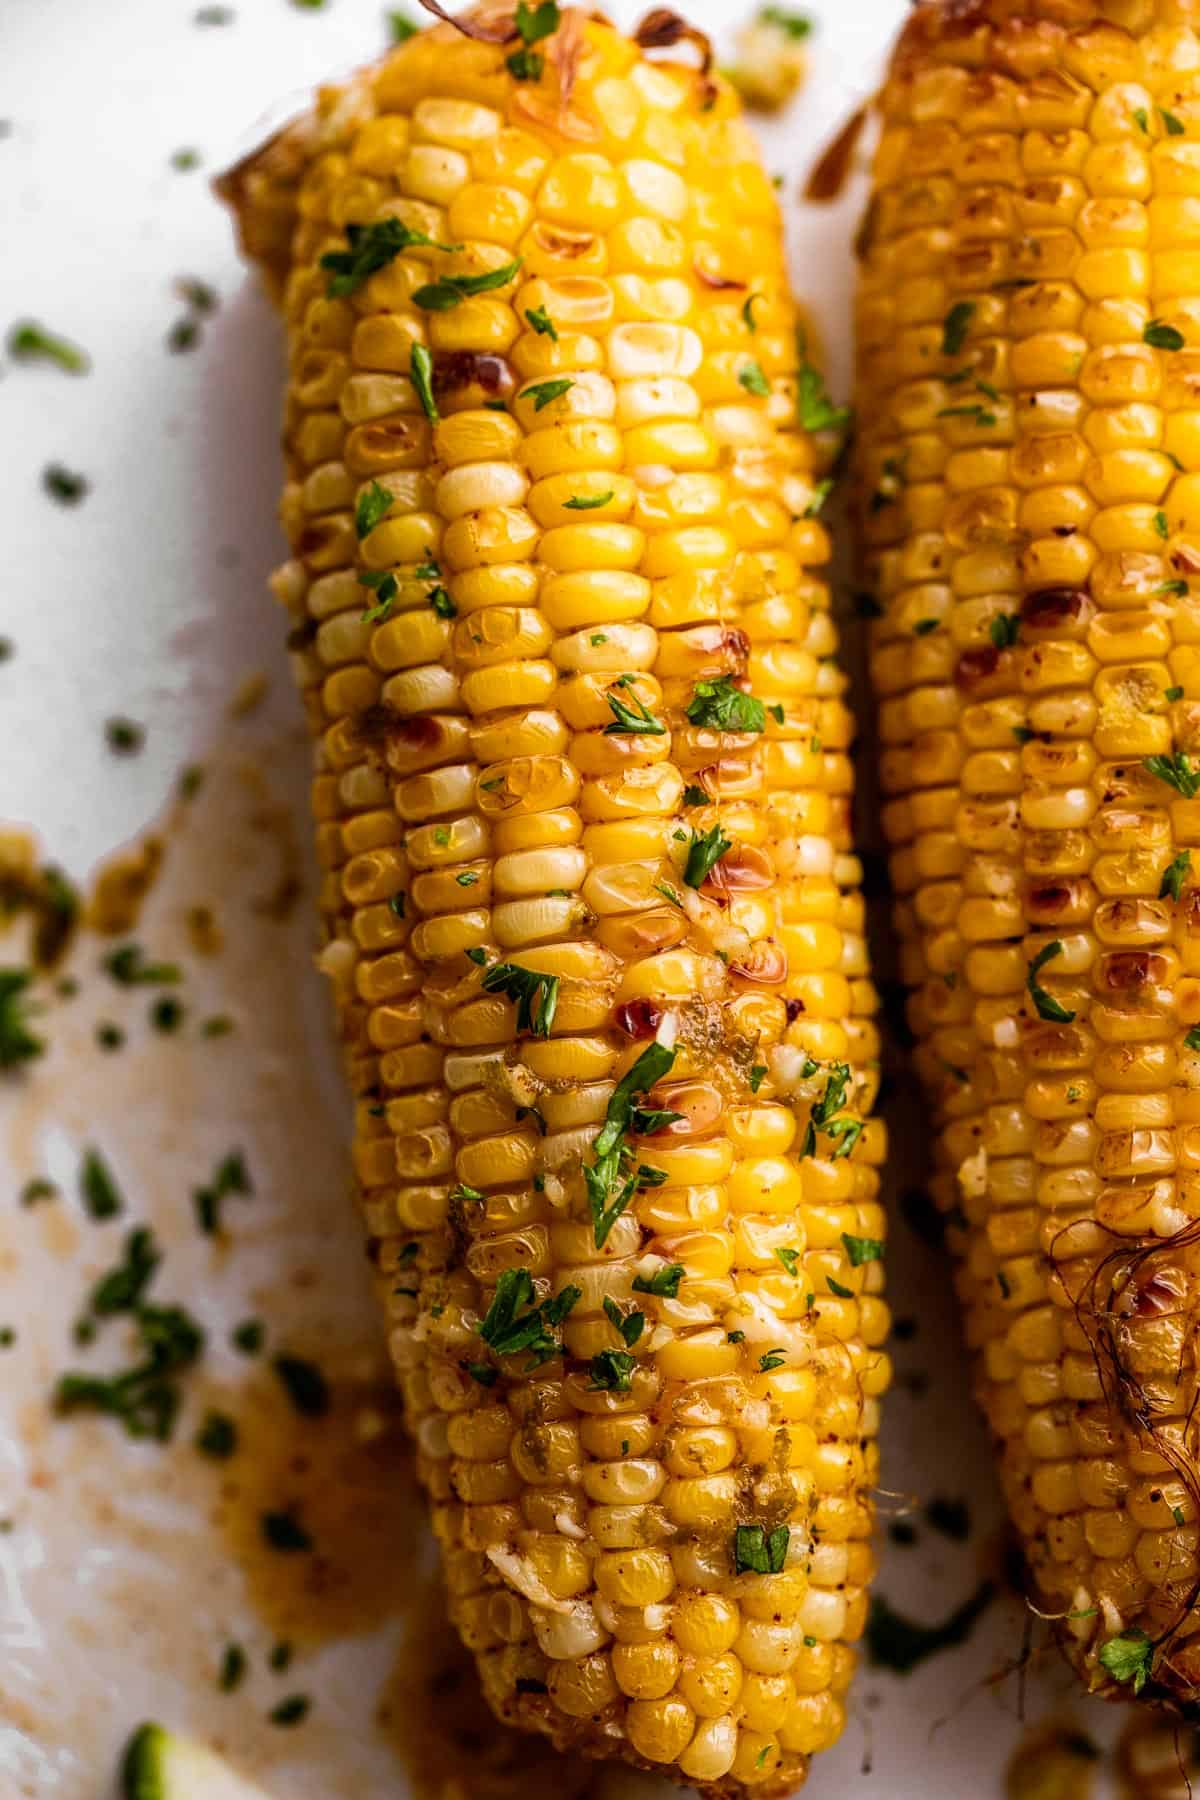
top-left (686, 675), bottom-right (765, 735)
top-left (478, 1266), bottom-right (580, 1368)
top-left (631, 1263), bottom-right (684, 1299)
top-left (232, 1318), bottom-right (265, 1355)
top-left (941, 301), bottom-right (975, 357)
top-left (739, 359), bottom-right (770, 398)
top-left (320, 218), bottom-right (461, 298)
top-left (603, 1295), bottom-right (645, 1347)
top-left (936, 403), bottom-right (996, 427)
top-left (1133, 106), bottom-right (1149, 133)
top-left (990, 613), bottom-right (1020, 650)
top-left (797, 345), bottom-right (851, 436)
top-left (605, 683), bottom-right (665, 737)
top-left (775, 1246), bottom-right (800, 1277)
top-left (1187, 1027), bottom-right (1200, 1051)
top-left (19, 1177), bottom-right (57, 1207)
top-left (1099, 1628), bottom-right (1154, 1694)
top-left (269, 1695), bottom-right (311, 1728)
top-left (827, 1276), bottom-right (853, 1298)
top-left (1155, 509), bottom-right (1170, 539)
top-left (55, 1302), bottom-right (204, 1441)
top-left (732, 1522), bottom-right (789, 1575)
top-left (1160, 849), bottom-right (1191, 901)
top-left (1161, 107), bottom-right (1186, 136)
top-left (261, 1510), bottom-right (312, 1554)
top-left (586, 1041), bottom-right (678, 1248)
top-left (749, 1064), bottom-right (768, 1094)
top-left (219, 1644), bottom-right (246, 1692)
top-left (410, 342), bottom-right (438, 422)
top-left (1027, 939), bottom-right (1076, 1024)
top-left (1146, 319), bottom-right (1186, 351)
top-left (90, 1227), bottom-right (160, 1315)
top-left (728, 1330), bottom-right (745, 1344)
top-left (683, 821), bottom-right (732, 888)
top-left (43, 463), bottom-right (89, 505)
top-left (480, 961), bottom-right (559, 1038)
top-left (413, 255), bottom-right (523, 312)
top-left (759, 1349), bottom-right (786, 1372)
top-left (8, 320), bottom-right (90, 374)
top-left (760, 6), bottom-right (812, 36)
top-left (151, 995), bottom-right (183, 1034)
top-left (742, 292), bottom-right (761, 333)
top-left (521, 377), bottom-right (573, 412)
top-left (913, 618), bottom-right (939, 636)
top-left (588, 1348), bottom-right (637, 1391)
top-left (105, 943), bottom-right (180, 986)
top-left (1145, 750), bottom-right (1200, 797)
top-left (0, 970), bottom-right (42, 1072)
top-left (355, 479), bottom-right (393, 540)
top-left (386, 8), bottom-right (418, 41)
top-left (466, 1362), bottom-right (498, 1387)
top-left (273, 1354), bottom-right (329, 1418)
top-left (1165, 682), bottom-right (1185, 698)
top-left (80, 1147), bottom-right (123, 1220)
top-left (564, 489), bottom-right (614, 511)
top-left (841, 1233), bottom-right (883, 1267)
top-left (195, 1409), bottom-right (238, 1459)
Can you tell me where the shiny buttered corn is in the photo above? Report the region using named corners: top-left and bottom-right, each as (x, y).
top-left (858, 0), bottom-right (1200, 1713)
top-left (221, 6), bottom-right (887, 1791)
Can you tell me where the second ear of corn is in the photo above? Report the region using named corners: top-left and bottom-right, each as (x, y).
top-left (221, 9), bottom-right (888, 1795)
top-left (859, 0), bottom-right (1200, 1711)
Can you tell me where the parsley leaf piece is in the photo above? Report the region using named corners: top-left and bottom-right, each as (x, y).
top-left (605, 683), bottom-right (665, 736)
top-left (588, 1348), bottom-right (636, 1391)
top-left (797, 348), bottom-right (850, 436)
top-left (739, 359), bottom-right (770, 398)
top-left (1099, 1628), bottom-right (1154, 1695)
top-left (742, 292), bottom-right (762, 332)
top-left (525, 305), bottom-right (557, 340)
top-left (521, 377), bottom-right (573, 412)
top-left (1146, 319), bottom-right (1185, 351)
top-left (841, 1232), bottom-right (883, 1267)
top-left (685, 675), bottom-right (765, 735)
top-left (480, 961), bottom-right (559, 1037)
top-left (261, 1510), bottom-right (312, 1553)
top-left (732, 1523), bottom-right (789, 1575)
top-left (1162, 107), bottom-right (1186, 135)
top-left (196, 1409), bottom-right (238, 1458)
top-left (355, 480), bottom-right (393, 540)
top-left (413, 255), bottom-right (524, 312)
top-left (682, 784), bottom-right (709, 806)
top-left (683, 822), bottom-right (732, 888)
top-left (90, 1227), bottom-right (160, 1314)
top-left (603, 1295), bottom-right (645, 1346)
top-left (1155, 509), bottom-right (1170, 539)
top-left (631, 1263), bottom-right (684, 1298)
top-left (479, 1267), bottom-right (579, 1367)
top-left (105, 944), bottom-right (181, 986)
top-left (0, 969), bottom-right (42, 1071)
top-left (990, 613), bottom-right (1020, 649)
top-left (8, 319), bottom-right (90, 374)
top-left (564, 490), bottom-right (614, 510)
top-left (913, 618), bottom-right (939, 636)
top-left (219, 1643), bottom-right (246, 1691)
top-left (515, 0), bottom-right (559, 40)
top-left (273, 1354), bottom-right (329, 1418)
top-left (1027, 940), bottom-right (1075, 1023)
top-left (776, 1246), bottom-right (800, 1277)
top-left (941, 301), bottom-right (975, 357)
top-left (1145, 751), bottom-right (1200, 797)
top-left (827, 1275), bottom-right (853, 1298)
top-left (80, 1146), bottom-right (123, 1219)
top-left (387, 8), bottom-right (418, 41)
top-left (760, 6), bottom-right (812, 37)
top-left (410, 342), bottom-right (438, 421)
top-left (1160, 849), bottom-right (1191, 901)
top-left (320, 218), bottom-right (461, 297)
top-left (269, 1695), bottom-right (311, 1727)
top-left (759, 1349), bottom-right (786, 1371)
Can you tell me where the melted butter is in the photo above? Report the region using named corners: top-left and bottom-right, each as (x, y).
top-left (377, 1575), bottom-right (601, 1800)
top-left (211, 1362), bottom-right (420, 1646)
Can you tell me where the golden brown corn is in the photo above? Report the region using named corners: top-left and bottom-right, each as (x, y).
top-left (858, 0), bottom-right (1200, 1711)
top-left (221, 9), bottom-right (887, 1791)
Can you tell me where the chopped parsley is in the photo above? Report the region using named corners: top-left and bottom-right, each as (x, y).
top-left (937, 403), bottom-right (996, 427)
top-left (732, 1522), bottom-right (789, 1575)
top-left (413, 255), bottom-right (523, 312)
top-left (685, 675), bottom-right (765, 735)
top-left (760, 7), bottom-right (812, 38)
top-left (797, 346), bottom-right (850, 436)
top-left (219, 1644), bottom-right (246, 1691)
top-left (0, 969), bottom-right (41, 1071)
top-left (321, 218), bottom-right (461, 297)
top-left (1165, 683), bottom-right (1185, 699)
top-left (605, 679), bottom-right (665, 736)
top-left (90, 1227), bottom-right (160, 1315)
top-left (1099, 1628), bottom-right (1154, 1695)
top-left (683, 821), bottom-right (732, 888)
top-left (1161, 107), bottom-right (1186, 136)
top-left (43, 463), bottom-right (89, 505)
top-left (269, 1695), bottom-right (311, 1727)
top-left (192, 1149), bottom-right (252, 1236)
top-left (105, 944), bottom-right (180, 986)
top-left (989, 613), bottom-right (1019, 649)
top-left (1160, 849), bottom-right (1191, 901)
top-left (1145, 320), bottom-right (1185, 351)
top-left (681, 784), bottom-right (708, 806)
top-left (8, 319), bottom-right (90, 373)
top-left (359, 568), bottom-right (398, 624)
top-left (913, 618), bottom-right (938, 636)
top-left (827, 1276), bottom-right (853, 1298)
top-left (738, 359), bottom-right (770, 398)
top-left (564, 490), bottom-right (613, 510)
top-left (387, 8), bottom-right (418, 40)
top-left (525, 305), bottom-right (558, 340)
top-left (195, 1410), bottom-right (238, 1458)
top-left (355, 480), bottom-right (393, 539)
top-left (588, 1348), bottom-right (636, 1391)
top-left (1155, 509), bottom-right (1170, 539)
top-left (1133, 106), bottom-right (1149, 134)
top-left (1027, 940), bottom-right (1075, 1024)
top-left (478, 1266), bottom-right (579, 1367)
top-left (941, 301), bottom-right (974, 357)
top-left (232, 1318), bottom-right (265, 1355)
top-left (749, 1064), bottom-right (768, 1093)
top-left (759, 1349), bottom-right (786, 1372)
top-left (804, 477), bottom-right (834, 518)
top-left (1187, 1027), bottom-right (1200, 1051)
top-left (603, 1296), bottom-right (644, 1347)
top-left (80, 1147), bottom-right (123, 1219)
top-left (631, 1263), bottom-right (684, 1298)
top-left (775, 1246), bottom-right (800, 1277)
top-left (842, 1233), bottom-right (883, 1266)
top-left (586, 1041), bottom-right (676, 1248)
top-left (261, 1510), bottom-right (312, 1553)
top-left (55, 1302), bottom-right (205, 1441)
top-left (521, 377), bottom-right (573, 412)
top-left (1145, 751), bottom-right (1200, 797)
top-left (273, 1354), bottom-right (329, 1418)
top-left (742, 293), bottom-right (761, 332)
top-left (480, 961), bottom-right (559, 1037)
top-left (507, 1), bottom-right (560, 80)
top-left (800, 1062), bottom-right (861, 1160)
top-left (410, 342), bottom-right (438, 422)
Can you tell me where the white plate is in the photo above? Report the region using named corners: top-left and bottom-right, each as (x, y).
top-left (0, 3), bottom-right (1141, 1796)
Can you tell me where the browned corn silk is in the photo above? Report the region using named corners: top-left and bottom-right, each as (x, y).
top-left (221, 8), bottom-right (888, 1791)
top-left (857, 0), bottom-right (1200, 1710)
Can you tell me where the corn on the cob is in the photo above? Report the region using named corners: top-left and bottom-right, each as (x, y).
top-left (221, 9), bottom-right (887, 1791)
top-left (858, 0), bottom-right (1200, 1710)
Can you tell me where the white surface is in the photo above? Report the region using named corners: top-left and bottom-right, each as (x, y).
top-left (0, 3), bottom-right (1130, 1797)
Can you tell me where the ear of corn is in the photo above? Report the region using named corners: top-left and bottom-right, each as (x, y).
top-left (222, 10), bottom-right (887, 1790)
top-left (858, 0), bottom-right (1200, 1710)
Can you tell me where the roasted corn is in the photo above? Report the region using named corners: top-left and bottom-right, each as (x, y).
top-left (221, 7), bottom-right (888, 1790)
top-left (858, 0), bottom-right (1200, 1711)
